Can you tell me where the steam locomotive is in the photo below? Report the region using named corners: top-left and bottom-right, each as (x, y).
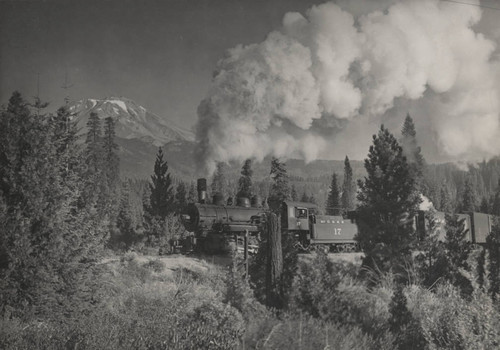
top-left (180, 178), bottom-right (360, 253)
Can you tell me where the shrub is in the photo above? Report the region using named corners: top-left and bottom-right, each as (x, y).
top-left (143, 258), bottom-right (165, 273)
top-left (254, 314), bottom-right (384, 350)
top-left (289, 252), bottom-right (392, 336)
top-left (406, 283), bottom-right (500, 350)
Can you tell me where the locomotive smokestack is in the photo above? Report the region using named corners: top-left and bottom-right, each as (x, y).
top-left (197, 178), bottom-right (207, 204)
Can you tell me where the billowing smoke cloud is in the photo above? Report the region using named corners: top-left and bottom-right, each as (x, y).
top-left (196, 0), bottom-right (499, 173)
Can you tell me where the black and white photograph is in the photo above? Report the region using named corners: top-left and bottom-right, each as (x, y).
top-left (2, 0), bottom-right (500, 348)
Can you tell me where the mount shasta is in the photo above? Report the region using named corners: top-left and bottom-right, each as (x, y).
top-left (70, 97), bottom-right (196, 179)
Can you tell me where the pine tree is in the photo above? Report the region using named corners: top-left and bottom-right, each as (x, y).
top-left (357, 125), bottom-right (421, 273)
top-left (82, 111), bottom-right (104, 208)
top-left (491, 180), bottom-right (500, 216)
top-left (460, 176), bottom-right (477, 213)
top-left (400, 113), bottom-right (425, 188)
top-left (439, 181), bottom-right (452, 213)
top-left (147, 147), bottom-right (174, 220)
top-left (300, 190), bottom-right (308, 203)
top-left (175, 181), bottom-right (188, 213)
top-left (308, 194), bottom-right (316, 205)
top-left (187, 181), bottom-right (197, 203)
top-left (49, 105), bottom-right (79, 174)
top-left (487, 223), bottom-right (500, 300)
top-left (115, 180), bottom-right (137, 248)
top-left (237, 159), bottom-right (253, 199)
top-left (211, 162), bottom-right (228, 200)
top-left (442, 213), bottom-right (473, 296)
top-left (480, 196), bottom-right (490, 213)
top-left (326, 172), bottom-right (340, 215)
top-left (103, 116), bottom-right (120, 188)
top-left (85, 112), bottom-right (103, 174)
top-left (291, 184), bottom-right (298, 201)
top-left (341, 156), bottom-right (355, 211)
top-left (99, 116), bottom-right (120, 219)
top-left (269, 157), bottom-right (290, 211)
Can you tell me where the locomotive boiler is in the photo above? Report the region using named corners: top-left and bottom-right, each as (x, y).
top-left (181, 179), bottom-right (268, 253)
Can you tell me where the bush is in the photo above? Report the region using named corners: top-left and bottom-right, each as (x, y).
top-left (143, 258), bottom-right (165, 273)
top-left (289, 252), bottom-right (392, 336)
top-left (253, 314), bottom-right (385, 350)
top-left (406, 283), bottom-right (500, 349)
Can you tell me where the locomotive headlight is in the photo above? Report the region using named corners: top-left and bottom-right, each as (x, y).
top-left (181, 214), bottom-right (191, 223)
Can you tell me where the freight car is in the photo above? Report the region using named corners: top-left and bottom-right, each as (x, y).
top-left (415, 210), bottom-right (496, 244)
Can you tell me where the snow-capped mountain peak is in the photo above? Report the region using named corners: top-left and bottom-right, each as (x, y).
top-left (70, 97), bottom-right (194, 146)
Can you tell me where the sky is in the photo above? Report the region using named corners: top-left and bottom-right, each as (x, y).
top-left (2, 0), bottom-right (500, 168)
top-left (0, 0), bottom-right (322, 129)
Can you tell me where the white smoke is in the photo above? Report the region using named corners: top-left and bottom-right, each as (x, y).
top-left (196, 0), bottom-right (499, 173)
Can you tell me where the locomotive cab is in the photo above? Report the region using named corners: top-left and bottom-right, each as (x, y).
top-left (281, 201), bottom-right (319, 232)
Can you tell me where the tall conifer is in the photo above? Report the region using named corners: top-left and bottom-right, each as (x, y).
top-left (401, 114), bottom-right (425, 185)
top-left (211, 162), bottom-right (228, 200)
top-left (341, 156), bottom-right (355, 211)
top-left (326, 173), bottom-right (340, 215)
top-left (269, 157), bottom-right (290, 211)
top-left (460, 176), bottom-right (477, 213)
top-left (357, 125), bottom-right (421, 273)
top-left (237, 159), bottom-right (253, 198)
top-left (147, 147), bottom-right (174, 219)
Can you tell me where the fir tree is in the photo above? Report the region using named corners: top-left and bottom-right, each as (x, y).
top-left (326, 172), bottom-right (340, 215)
top-left (400, 113), bottom-right (425, 187)
top-left (491, 180), bottom-right (500, 216)
top-left (187, 181), bottom-right (197, 203)
top-left (300, 190), bottom-right (309, 203)
top-left (82, 111), bottom-right (104, 208)
top-left (103, 116), bottom-right (120, 188)
top-left (211, 162), bottom-right (228, 200)
top-left (115, 180), bottom-right (137, 248)
top-left (291, 184), bottom-right (298, 201)
top-left (439, 181), bottom-right (452, 213)
top-left (175, 181), bottom-right (188, 213)
top-left (357, 125), bottom-right (421, 274)
top-left (85, 112), bottom-right (103, 174)
top-left (460, 176), bottom-right (477, 213)
top-left (480, 196), bottom-right (490, 213)
top-left (237, 159), bottom-right (253, 198)
top-left (146, 147), bottom-right (174, 220)
top-left (341, 156), bottom-right (355, 211)
top-left (442, 213), bottom-right (473, 296)
top-left (308, 194), bottom-right (316, 205)
top-left (269, 157), bottom-right (290, 211)
top-left (487, 222), bottom-right (500, 300)
top-left (99, 116), bottom-right (120, 219)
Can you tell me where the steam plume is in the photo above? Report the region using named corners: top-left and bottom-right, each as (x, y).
top-left (196, 0), bottom-right (499, 173)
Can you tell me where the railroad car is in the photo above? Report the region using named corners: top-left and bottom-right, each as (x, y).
top-left (415, 210), bottom-right (496, 244)
top-left (281, 200), bottom-right (359, 252)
